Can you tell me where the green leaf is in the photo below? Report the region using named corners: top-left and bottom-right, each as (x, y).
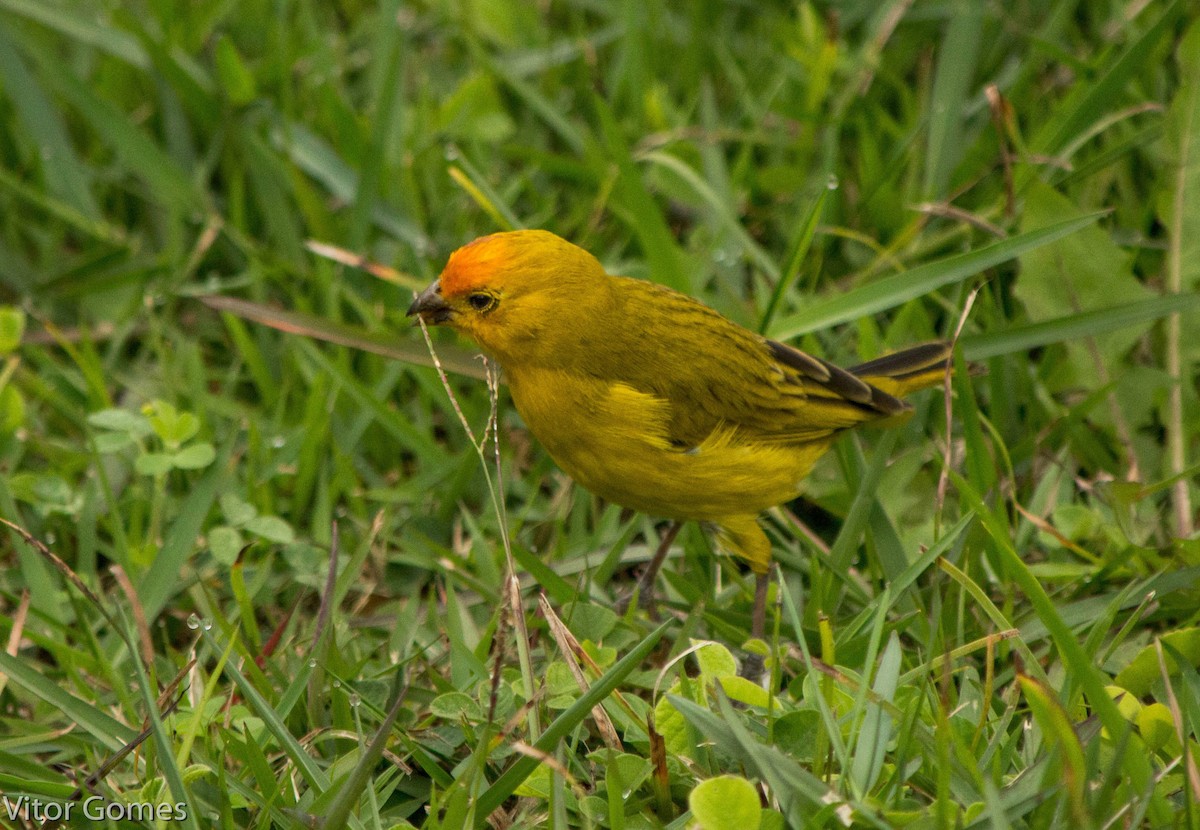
top-left (717, 675), bottom-right (771, 709)
top-left (653, 680), bottom-right (699, 757)
top-left (91, 431), bottom-right (133, 453)
top-left (1114, 628), bottom-right (1200, 696)
top-left (1136, 702), bottom-right (1178, 752)
top-left (0, 385), bottom-right (24, 433)
top-left (208, 526), bottom-right (245, 565)
top-left (219, 493), bottom-right (258, 526)
top-left (513, 764), bottom-right (551, 799)
top-left (135, 452), bottom-right (175, 476)
top-left (8, 473), bottom-right (77, 514)
top-left (694, 641), bottom-right (737, 681)
top-left (669, 692), bottom-right (841, 826)
top-left (772, 711), bottom-right (821, 761)
top-left (244, 515), bottom-right (294, 544)
top-left (566, 605), bottom-right (619, 642)
top-left (429, 692), bottom-right (482, 722)
top-left (87, 408), bottom-right (153, 437)
top-left (689, 775), bottom-right (762, 830)
top-left (172, 442), bottom-right (216, 470)
top-left (596, 751), bottom-right (652, 794)
top-left (0, 306), bottom-right (24, 353)
top-left (164, 411), bottom-right (200, 445)
top-left (214, 34), bottom-right (256, 106)
top-left (1015, 181), bottom-right (1150, 386)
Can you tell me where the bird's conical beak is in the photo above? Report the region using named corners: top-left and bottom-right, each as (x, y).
top-left (406, 280), bottom-right (453, 324)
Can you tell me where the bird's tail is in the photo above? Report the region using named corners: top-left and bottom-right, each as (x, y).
top-left (848, 341), bottom-right (963, 399)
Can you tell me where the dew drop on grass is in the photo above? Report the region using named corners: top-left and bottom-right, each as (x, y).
top-left (826, 174), bottom-right (839, 190)
top-left (186, 614), bottom-right (201, 630)
top-left (308, 658), bottom-right (318, 668)
top-left (348, 694), bottom-right (361, 708)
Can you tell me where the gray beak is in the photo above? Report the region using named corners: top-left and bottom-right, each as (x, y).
top-left (406, 280), bottom-right (453, 324)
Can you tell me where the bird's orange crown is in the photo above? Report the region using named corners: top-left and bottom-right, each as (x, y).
top-left (439, 233), bottom-right (516, 297)
top-left (439, 230), bottom-right (599, 299)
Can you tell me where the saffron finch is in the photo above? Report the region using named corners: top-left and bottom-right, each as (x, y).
top-left (408, 230), bottom-right (954, 642)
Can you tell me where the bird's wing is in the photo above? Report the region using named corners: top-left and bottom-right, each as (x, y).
top-left (600, 278), bottom-right (912, 447)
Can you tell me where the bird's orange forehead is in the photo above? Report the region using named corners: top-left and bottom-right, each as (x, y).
top-left (440, 234), bottom-right (513, 297)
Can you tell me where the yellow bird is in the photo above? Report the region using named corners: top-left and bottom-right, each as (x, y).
top-left (408, 230), bottom-right (954, 643)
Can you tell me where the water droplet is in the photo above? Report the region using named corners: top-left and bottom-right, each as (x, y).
top-left (271, 435), bottom-right (286, 448)
top-left (45, 532), bottom-right (56, 544)
top-left (348, 693), bottom-right (361, 707)
top-left (308, 658), bottom-right (318, 668)
top-left (333, 680), bottom-right (341, 688)
top-left (186, 614), bottom-right (201, 630)
top-left (825, 174), bottom-right (839, 190)
top-left (202, 619), bottom-right (213, 630)
top-left (444, 145), bottom-right (459, 161)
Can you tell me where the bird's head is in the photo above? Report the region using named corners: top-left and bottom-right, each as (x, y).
top-left (407, 230), bottom-right (612, 364)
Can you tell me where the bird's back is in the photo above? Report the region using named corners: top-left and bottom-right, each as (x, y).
top-left (573, 276), bottom-right (950, 450)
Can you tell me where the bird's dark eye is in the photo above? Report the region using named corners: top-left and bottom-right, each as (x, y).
top-left (467, 293), bottom-right (496, 312)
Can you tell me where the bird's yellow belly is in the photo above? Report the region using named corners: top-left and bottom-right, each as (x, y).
top-left (507, 368), bottom-right (826, 521)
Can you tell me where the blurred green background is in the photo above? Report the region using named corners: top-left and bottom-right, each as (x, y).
top-left (0, 1), bottom-right (1198, 827)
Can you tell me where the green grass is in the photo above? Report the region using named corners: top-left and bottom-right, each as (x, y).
top-left (0, 1), bottom-right (1198, 828)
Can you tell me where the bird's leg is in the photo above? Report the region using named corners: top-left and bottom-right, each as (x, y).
top-left (716, 518), bottom-right (773, 681)
top-left (751, 571), bottom-right (769, 641)
top-left (617, 520), bottom-right (682, 618)
top-left (738, 570), bottom-right (771, 682)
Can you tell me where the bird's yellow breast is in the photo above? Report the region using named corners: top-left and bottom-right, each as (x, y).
top-left (505, 366), bottom-right (830, 522)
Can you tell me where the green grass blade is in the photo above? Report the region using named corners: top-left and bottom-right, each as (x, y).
top-left (849, 631), bottom-right (902, 797)
top-left (0, 22), bottom-right (99, 218)
top-left (1030, 0), bottom-right (1185, 160)
top-left (960, 293), bottom-right (1200, 360)
top-left (641, 150), bottom-right (778, 281)
top-left (0, 0), bottom-right (148, 67)
top-left (138, 436), bottom-right (233, 620)
top-left (758, 187), bottom-right (828, 333)
top-left (769, 213), bottom-right (1103, 339)
top-left (0, 652), bottom-right (136, 752)
top-left (923, 0), bottom-right (983, 199)
top-left (200, 627), bottom-right (330, 792)
top-left (318, 668), bottom-right (407, 830)
top-left (473, 620), bottom-right (671, 825)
